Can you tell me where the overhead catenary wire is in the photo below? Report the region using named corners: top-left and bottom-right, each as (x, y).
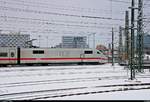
top-left (0, 0), bottom-right (136, 47)
top-left (0, 16), bottom-right (122, 26)
top-left (0, 6), bottom-right (124, 21)
top-left (0, 0), bottom-right (131, 13)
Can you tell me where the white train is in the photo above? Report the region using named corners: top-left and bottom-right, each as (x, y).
top-left (0, 47), bottom-right (108, 66)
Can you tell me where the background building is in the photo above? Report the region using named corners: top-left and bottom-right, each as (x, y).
top-left (54, 36), bottom-right (88, 48)
top-left (0, 32), bottom-right (30, 48)
top-left (143, 34), bottom-right (150, 54)
top-left (135, 34), bottom-right (150, 54)
top-left (62, 36), bottom-right (88, 48)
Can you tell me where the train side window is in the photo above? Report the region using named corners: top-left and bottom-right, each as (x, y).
top-left (33, 50), bottom-right (44, 54)
top-left (39, 50), bottom-right (44, 54)
top-left (33, 50), bottom-right (38, 54)
top-left (0, 52), bottom-right (8, 57)
top-left (84, 51), bottom-right (93, 54)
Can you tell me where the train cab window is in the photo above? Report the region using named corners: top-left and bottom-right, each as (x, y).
top-left (84, 51), bottom-right (93, 54)
top-left (0, 52), bottom-right (8, 57)
top-left (97, 51), bottom-right (100, 54)
top-left (33, 50), bottom-right (44, 54)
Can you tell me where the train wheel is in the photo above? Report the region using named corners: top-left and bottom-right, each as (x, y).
top-left (42, 63), bottom-right (49, 66)
top-left (78, 62), bottom-right (84, 65)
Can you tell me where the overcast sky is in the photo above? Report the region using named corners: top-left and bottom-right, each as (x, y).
top-left (0, 0), bottom-right (149, 48)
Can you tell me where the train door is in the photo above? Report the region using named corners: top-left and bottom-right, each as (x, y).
top-left (9, 49), bottom-right (16, 64)
top-left (83, 50), bottom-right (94, 62)
top-left (80, 53), bottom-right (85, 63)
top-left (32, 50), bottom-right (45, 63)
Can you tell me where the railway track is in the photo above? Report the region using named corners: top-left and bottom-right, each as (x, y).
top-left (0, 83), bottom-right (150, 100)
top-left (0, 65), bottom-right (122, 73)
top-left (1, 74), bottom-right (150, 91)
top-left (0, 76), bottom-right (128, 88)
top-left (0, 70), bottom-right (126, 78)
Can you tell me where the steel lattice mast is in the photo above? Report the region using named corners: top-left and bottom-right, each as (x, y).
top-left (136, 0), bottom-right (144, 72)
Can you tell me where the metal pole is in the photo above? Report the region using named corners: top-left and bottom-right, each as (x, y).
top-left (46, 36), bottom-right (48, 48)
top-left (130, 0), bottom-right (135, 80)
top-left (88, 35), bottom-right (90, 48)
top-left (88, 33), bottom-right (93, 48)
top-left (112, 28), bottom-right (114, 66)
top-left (93, 33), bottom-right (95, 49)
top-left (125, 11), bottom-right (130, 64)
top-left (108, 43), bottom-right (111, 63)
top-left (38, 35), bottom-right (41, 47)
top-left (119, 26), bottom-right (123, 64)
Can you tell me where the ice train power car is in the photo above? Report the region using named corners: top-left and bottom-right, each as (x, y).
top-left (0, 47), bottom-right (107, 66)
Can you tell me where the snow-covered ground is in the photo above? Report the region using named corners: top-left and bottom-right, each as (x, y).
top-left (54, 89), bottom-right (150, 100)
top-left (0, 64), bottom-right (150, 100)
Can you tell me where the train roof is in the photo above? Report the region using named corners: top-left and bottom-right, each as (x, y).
top-left (0, 47), bottom-right (99, 51)
top-left (22, 47), bottom-right (98, 50)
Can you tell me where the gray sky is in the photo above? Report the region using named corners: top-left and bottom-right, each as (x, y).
top-left (0, 0), bottom-right (149, 48)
